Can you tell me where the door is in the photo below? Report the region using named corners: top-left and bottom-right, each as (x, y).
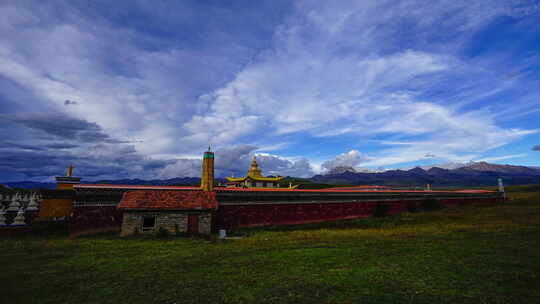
top-left (187, 214), bottom-right (199, 233)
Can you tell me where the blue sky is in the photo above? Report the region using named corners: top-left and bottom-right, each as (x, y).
top-left (0, 0), bottom-right (539, 181)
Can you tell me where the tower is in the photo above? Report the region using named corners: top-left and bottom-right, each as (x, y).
top-left (55, 164), bottom-right (81, 190)
top-left (247, 156), bottom-right (263, 178)
top-left (200, 147), bottom-right (214, 191)
top-left (67, 164), bottom-right (74, 177)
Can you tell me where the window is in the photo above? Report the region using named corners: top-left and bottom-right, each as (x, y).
top-left (142, 216), bottom-right (156, 231)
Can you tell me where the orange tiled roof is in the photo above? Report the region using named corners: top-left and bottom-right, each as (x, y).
top-left (117, 190), bottom-right (218, 210)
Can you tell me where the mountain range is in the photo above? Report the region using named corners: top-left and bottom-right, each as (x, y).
top-left (2, 162), bottom-right (540, 189)
top-left (311, 162), bottom-right (540, 187)
top-left (1, 177), bottom-right (202, 190)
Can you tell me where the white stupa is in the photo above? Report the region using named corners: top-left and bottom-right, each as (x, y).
top-left (27, 193), bottom-right (39, 211)
top-left (0, 207), bottom-right (7, 226)
top-left (8, 193), bottom-right (21, 211)
top-left (12, 207), bottom-right (26, 225)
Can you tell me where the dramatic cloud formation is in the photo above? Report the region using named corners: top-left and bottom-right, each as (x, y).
top-left (0, 1), bottom-right (539, 181)
top-left (0, 142), bottom-right (175, 181)
top-left (321, 150), bottom-right (369, 172)
top-left (0, 113), bottom-right (125, 144)
top-left (159, 145), bottom-right (315, 179)
top-left (533, 146), bottom-right (540, 151)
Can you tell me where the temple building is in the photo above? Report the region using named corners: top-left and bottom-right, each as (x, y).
top-left (38, 165), bottom-right (80, 220)
top-left (55, 165), bottom-right (81, 190)
top-left (225, 157), bottom-right (284, 188)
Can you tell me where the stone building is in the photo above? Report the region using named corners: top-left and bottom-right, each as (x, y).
top-left (117, 190), bottom-right (218, 236)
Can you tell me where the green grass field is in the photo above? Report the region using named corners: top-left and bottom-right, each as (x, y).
top-left (2, 186), bottom-right (540, 304)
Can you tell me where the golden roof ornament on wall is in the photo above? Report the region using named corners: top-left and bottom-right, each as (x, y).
top-left (226, 156), bottom-right (284, 182)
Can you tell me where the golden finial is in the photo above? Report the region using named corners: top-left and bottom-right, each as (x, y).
top-left (67, 165), bottom-right (74, 177)
top-left (247, 156), bottom-right (262, 177)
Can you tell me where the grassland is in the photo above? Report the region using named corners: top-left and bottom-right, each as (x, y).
top-left (1, 186), bottom-right (539, 304)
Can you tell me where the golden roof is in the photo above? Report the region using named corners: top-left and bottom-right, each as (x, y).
top-left (226, 176), bottom-right (284, 182)
top-left (226, 156), bottom-right (284, 182)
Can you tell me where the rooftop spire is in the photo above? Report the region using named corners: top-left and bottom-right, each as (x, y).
top-left (67, 164), bottom-right (74, 177)
top-left (247, 156), bottom-right (262, 178)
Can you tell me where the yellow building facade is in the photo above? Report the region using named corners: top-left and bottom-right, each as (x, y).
top-left (37, 165), bottom-right (80, 219)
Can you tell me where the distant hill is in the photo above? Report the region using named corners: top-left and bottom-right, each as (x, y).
top-left (0, 177), bottom-right (204, 190)
top-left (3, 162), bottom-right (540, 189)
top-left (455, 162), bottom-right (540, 175)
top-left (1, 181), bottom-right (56, 189)
top-left (311, 162), bottom-right (540, 187)
top-left (326, 166), bottom-right (356, 175)
top-left (90, 177), bottom-right (203, 186)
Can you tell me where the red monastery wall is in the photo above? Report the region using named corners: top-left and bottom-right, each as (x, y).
top-left (215, 196), bottom-right (503, 229)
top-left (68, 186), bottom-right (504, 235)
top-left (216, 202), bottom-right (378, 228)
top-left (70, 206), bottom-right (123, 237)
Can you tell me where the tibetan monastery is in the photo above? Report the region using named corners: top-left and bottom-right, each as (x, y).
top-left (225, 156), bottom-right (284, 188)
top-left (25, 148), bottom-right (503, 237)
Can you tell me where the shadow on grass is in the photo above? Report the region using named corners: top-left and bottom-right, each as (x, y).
top-left (228, 214), bottom-right (417, 236)
top-left (1, 221), bottom-right (69, 239)
top-left (227, 201), bottom-right (504, 237)
top-left (505, 184), bottom-right (540, 193)
top-left (72, 230), bottom-right (218, 243)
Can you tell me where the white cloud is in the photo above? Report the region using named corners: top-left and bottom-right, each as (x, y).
top-left (0, 2), bottom-right (253, 157)
top-left (158, 158), bottom-right (201, 179)
top-left (254, 142), bottom-right (290, 152)
top-left (1, 1), bottom-right (538, 181)
top-left (185, 50), bottom-right (449, 139)
top-left (180, 1), bottom-right (536, 169)
top-left (321, 150), bottom-right (369, 172)
top-left (475, 154), bottom-right (529, 163)
top-left (158, 145), bottom-right (315, 178)
top-left (255, 154), bottom-right (315, 178)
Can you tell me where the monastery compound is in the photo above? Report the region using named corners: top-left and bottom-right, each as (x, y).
top-left (0, 149), bottom-right (505, 237)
